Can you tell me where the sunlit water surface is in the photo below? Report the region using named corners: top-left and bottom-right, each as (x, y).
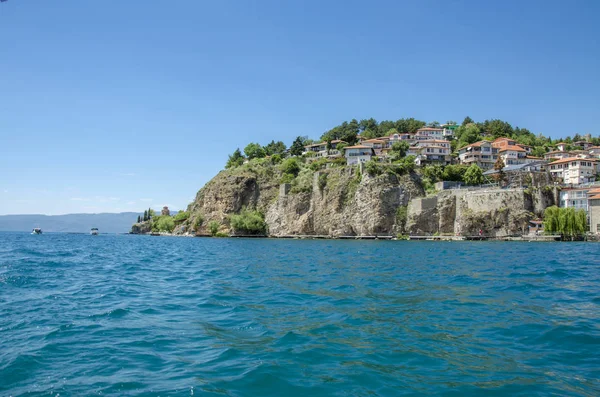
top-left (1, 233), bottom-right (599, 396)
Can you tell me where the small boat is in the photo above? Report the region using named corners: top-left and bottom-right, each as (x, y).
top-left (32, 228), bottom-right (42, 235)
top-left (91, 228), bottom-right (99, 235)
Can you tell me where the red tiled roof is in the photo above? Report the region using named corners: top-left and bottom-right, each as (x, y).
top-left (549, 157), bottom-right (597, 165)
top-left (458, 140), bottom-right (491, 150)
top-left (588, 194), bottom-right (600, 200)
top-left (499, 145), bottom-right (526, 152)
top-left (344, 145), bottom-right (371, 149)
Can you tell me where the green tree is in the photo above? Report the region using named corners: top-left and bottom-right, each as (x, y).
top-left (208, 221), bottom-right (220, 236)
top-left (396, 205), bottom-right (408, 232)
top-left (230, 209), bottom-right (267, 235)
top-left (143, 210), bottom-right (148, 222)
top-left (462, 116), bottom-right (474, 126)
top-left (173, 211), bottom-right (190, 222)
top-left (464, 164), bottom-right (484, 185)
top-left (544, 206), bottom-right (587, 239)
top-left (442, 165), bottom-right (469, 182)
top-left (137, 215), bottom-right (141, 223)
top-left (264, 140), bottom-right (287, 156)
top-left (244, 143), bottom-right (267, 159)
top-left (226, 148), bottom-right (245, 169)
top-left (155, 216), bottom-right (175, 233)
top-left (289, 136), bottom-right (305, 156)
top-left (389, 141), bottom-right (410, 161)
top-left (494, 156), bottom-right (506, 184)
top-left (280, 157), bottom-right (301, 177)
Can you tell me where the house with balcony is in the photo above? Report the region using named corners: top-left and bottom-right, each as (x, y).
top-left (560, 188), bottom-right (591, 213)
top-left (549, 158), bottom-right (597, 185)
top-left (544, 150), bottom-right (571, 160)
top-left (498, 145), bottom-right (529, 165)
top-left (360, 139), bottom-right (386, 155)
top-left (344, 145), bottom-right (375, 165)
top-left (588, 146), bottom-right (600, 158)
top-left (415, 127), bottom-right (446, 140)
top-left (413, 140), bottom-right (452, 165)
top-left (457, 141), bottom-right (498, 170)
top-left (574, 140), bottom-right (593, 150)
top-left (587, 188), bottom-right (600, 233)
top-left (304, 140), bottom-right (347, 159)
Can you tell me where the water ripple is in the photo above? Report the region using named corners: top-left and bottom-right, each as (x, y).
top-left (0, 234), bottom-right (599, 396)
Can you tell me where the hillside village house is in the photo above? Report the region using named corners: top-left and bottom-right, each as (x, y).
top-left (360, 139), bottom-right (386, 155)
top-left (415, 127), bottom-right (445, 140)
top-left (414, 140), bottom-right (452, 166)
top-left (556, 142), bottom-right (568, 152)
top-left (458, 141), bottom-right (498, 170)
top-left (574, 140), bottom-right (593, 150)
top-left (304, 140), bottom-right (346, 159)
top-left (589, 147), bottom-right (600, 158)
top-left (344, 145), bottom-right (375, 165)
top-left (492, 137), bottom-right (532, 166)
top-left (587, 188), bottom-right (600, 233)
top-left (544, 150), bottom-right (573, 160)
top-left (549, 158), bottom-right (597, 185)
top-left (560, 188), bottom-right (590, 212)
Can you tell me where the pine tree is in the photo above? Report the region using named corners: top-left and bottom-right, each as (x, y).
top-left (143, 210), bottom-right (148, 222)
top-left (137, 215), bottom-right (141, 223)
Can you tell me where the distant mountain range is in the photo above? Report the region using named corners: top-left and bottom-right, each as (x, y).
top-left (0, 212), bottom-right (141, 233)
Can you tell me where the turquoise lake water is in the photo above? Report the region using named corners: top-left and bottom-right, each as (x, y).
top-left (1, 232), bottom-right (599, 396)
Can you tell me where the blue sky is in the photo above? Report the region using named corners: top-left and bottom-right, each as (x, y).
top-left (1, 0), bottom-right (599, 215)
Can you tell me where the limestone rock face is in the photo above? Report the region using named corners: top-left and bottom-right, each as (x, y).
top-left (407, 187), bottom-right (558, 237)
top-left (180, 164), bottom-right (558, 237)
top-left (183, 165), bottom-right (424, 237)
top-left (130, 222), bottom-right (151, 234)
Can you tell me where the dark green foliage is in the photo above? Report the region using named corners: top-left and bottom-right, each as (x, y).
top-left (422, 165), bottom-right (445, 182)
top-left (389, 141), bottom-right (409, 160)
top-left (280, 157), bottom-right (301, 176)
top-left (318, 173), bottom-right (328, 190)
top-left (152, 215), bottom-right (175, 233)
top-left (544, 206), bottom-right (587, 239)
top-left (463, 164), bottom-right (484, 185)
top-left (396, 205), bottom-right (408, 232)
top-left (244, 143), bottom-right (267, 160)
top-left (264, 140), bottom-right (287, 156)
top-left (173, 211), bottom-right (190, 222)
top-left (462, 116), bottom-right (474, 126)
top-left (137, 215), bottom-right (141, 223)
top-left (365, 160), bottom-right (382, 176)
top-left (270, 154), bottom-right (283, 164)
top-left (143, 210), bottom-right (148, 222)
top-left (289, 136), bottom-right (305, 156)
top-left (226, 148), bottom-right (245, 169)
top-left (230, 210), bottom-right (267, 235)
top-left (309, 158), bottom-right (328, 171)
top-left (208, 221), bottom-right (220, 236)
top-left (442, 165), bottom-right (469, 182)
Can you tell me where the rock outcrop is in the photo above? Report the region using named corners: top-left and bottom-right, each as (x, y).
top-left (406, 186), bottom-right (558, 237)
top-left (183, 163), bottom-right (424, 237)
top-left (180, 162), bottom-right (558, 237)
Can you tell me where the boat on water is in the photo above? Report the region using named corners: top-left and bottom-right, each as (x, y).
top-left (31, 228), bottom-right (42, 235)
top-left (91, 228), bottom-right (99, 235)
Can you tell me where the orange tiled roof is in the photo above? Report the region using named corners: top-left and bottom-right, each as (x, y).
top-left (344, 145), bottom-right (372, 149)
top-left (549, 157), bottom-right (597, 165)
top-left (499, 145), bottom-right (526, 152)
top-left (588, 194), bottom-right (600, 200)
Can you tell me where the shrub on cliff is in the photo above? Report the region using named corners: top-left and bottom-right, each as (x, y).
top-left (226, 148), bottom-right (245, 169)
top-left (280, 157), bottom-right (301, 177)
top-left (230, 210), bottom-right (267, 235)
top-left (173, 211), bottom-right (190, 223)
top-left (152, 215), bottom-right (175, 233)
top-left (464, 164), bottom-right (484, 185)
top-left (208, 221), bottom-right (220, 236)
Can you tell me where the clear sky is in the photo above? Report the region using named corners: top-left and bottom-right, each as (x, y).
top-left (1, 0), bottom-right (599, 215)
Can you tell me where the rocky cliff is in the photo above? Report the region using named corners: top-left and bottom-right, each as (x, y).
top-left (181, 161), bottom-right (424, 236)
top-left (179, 160), bottom-right (558, 237)
top-left (406, 185), bottom-right (558, 237)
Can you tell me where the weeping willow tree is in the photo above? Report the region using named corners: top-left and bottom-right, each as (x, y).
top-left (543, 206), bottom-right (588, 240)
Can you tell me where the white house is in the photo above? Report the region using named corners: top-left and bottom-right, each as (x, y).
top-left (344, 145), bottom-right (375, 165)
top-left (458, 141), bottom-right (498, 170)
top-left (549, 157), bottom-right (597, 185)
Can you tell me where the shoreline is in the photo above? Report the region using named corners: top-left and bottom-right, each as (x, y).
top-left (131, 232), bottom-right (596, 242)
